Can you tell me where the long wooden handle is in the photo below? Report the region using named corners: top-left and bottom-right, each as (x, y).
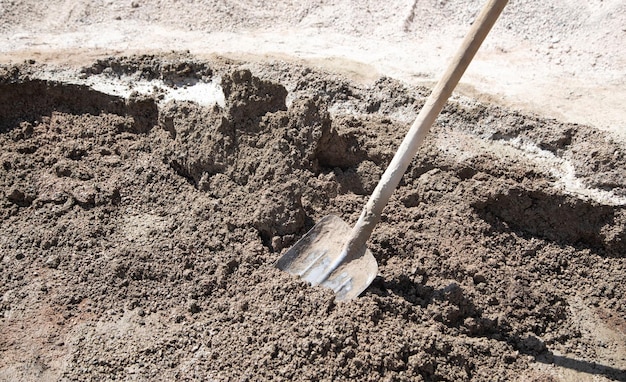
top-left (341, 0), bottom-right (509, 262)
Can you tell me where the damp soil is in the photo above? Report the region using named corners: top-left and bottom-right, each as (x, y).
top-left (0, 55), bottom-right (625, 381)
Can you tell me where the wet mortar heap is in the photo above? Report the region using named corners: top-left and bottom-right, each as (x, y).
top-left (0, 55), bottom-right (625, 381)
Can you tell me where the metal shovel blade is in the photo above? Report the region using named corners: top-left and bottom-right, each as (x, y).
top-left (276, 215), bottom-right (378, 301)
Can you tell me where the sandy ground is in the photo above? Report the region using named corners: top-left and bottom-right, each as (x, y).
top-left (1, 1), bottom-right (625, 381)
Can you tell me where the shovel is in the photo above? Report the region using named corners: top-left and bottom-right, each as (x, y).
top-left (276, 0), bottom-right (509, 301)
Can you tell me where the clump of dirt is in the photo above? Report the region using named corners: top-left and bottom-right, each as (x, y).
top-left (82, 54), bottom-right (215, 86)
top-left (1, 56), bottom-right (624, 381)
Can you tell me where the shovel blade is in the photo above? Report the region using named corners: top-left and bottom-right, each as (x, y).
top-left (276, 215), bottom-right (378, 301)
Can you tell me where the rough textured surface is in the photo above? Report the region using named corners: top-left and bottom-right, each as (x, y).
top-left (2, 0), bottom-right (626, 136)
top-left (0, 57), bottom-right (625, 381)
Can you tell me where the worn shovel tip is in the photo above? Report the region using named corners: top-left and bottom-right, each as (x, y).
top-left (276, 215), bottom-right (378, 301)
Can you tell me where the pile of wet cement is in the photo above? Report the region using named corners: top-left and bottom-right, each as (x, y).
top-left (0, 56), bottom-right (624, 381)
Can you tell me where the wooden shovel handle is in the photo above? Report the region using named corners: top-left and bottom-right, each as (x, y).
top-left (342, 0), bottom-right (509, 261)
